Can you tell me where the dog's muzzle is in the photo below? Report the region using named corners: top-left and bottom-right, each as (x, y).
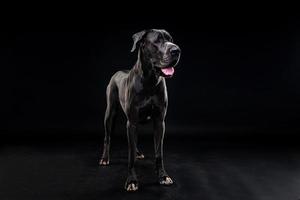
top-left (158, 46), bottom-right (181, 77)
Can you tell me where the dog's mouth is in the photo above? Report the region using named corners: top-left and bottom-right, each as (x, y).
top-left (156, 58), bottom-right (178, 77)
top-left (161, 67), bottom-right (175, 77)
top-left (154, 66), bottom-right (175, 78)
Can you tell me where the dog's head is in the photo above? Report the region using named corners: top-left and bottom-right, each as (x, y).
top-left (131, 29), bottom-right (181, 78)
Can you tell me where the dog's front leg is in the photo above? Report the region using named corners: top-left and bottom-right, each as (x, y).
top-left (153, 117), bottom-right (174, 185)
top-left (125, 119), bottom-right (139, 191)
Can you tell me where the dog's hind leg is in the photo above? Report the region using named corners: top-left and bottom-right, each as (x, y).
top-left (99, 83), bottom-right (118, 166)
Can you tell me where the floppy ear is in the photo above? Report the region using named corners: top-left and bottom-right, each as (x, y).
top-left (131, 30), bottom-right (146, 52)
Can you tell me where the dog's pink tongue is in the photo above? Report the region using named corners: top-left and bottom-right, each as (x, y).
top-left (161, 67), bottom-right (174, 76)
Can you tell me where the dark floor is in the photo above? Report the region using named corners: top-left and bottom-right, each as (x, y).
top-left (1, 133), bottom-right (300, 200)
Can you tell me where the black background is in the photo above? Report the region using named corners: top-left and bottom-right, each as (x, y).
top-left (1, 14), bottom-right (300, 137)
top-left (1, 10), bottom-right (300, 200)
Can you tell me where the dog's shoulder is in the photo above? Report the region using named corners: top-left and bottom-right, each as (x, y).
top-left (112, 69), bottom-right (130, 77)
top-left (120, 69), bottom-right (130, 74)
top-left (108, 69), bottom-right (131, 89)
top-left (111, 69), bottom-right (129, 79)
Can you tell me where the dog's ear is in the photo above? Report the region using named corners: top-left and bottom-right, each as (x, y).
top-left (131, 30), bottom-right (146, 52)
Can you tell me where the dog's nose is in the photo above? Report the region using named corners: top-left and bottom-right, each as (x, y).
top-left (170, 46), bottom-right (181, 57)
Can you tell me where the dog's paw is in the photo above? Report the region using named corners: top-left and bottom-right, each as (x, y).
top-left (125, 181), bottom-right (138, 192)
top-left (159, 176), bottom-right (174, 185)
top-left (136, 153), bottom-right (145, 159)
top-left (99, 158), bottom-right (109, 166)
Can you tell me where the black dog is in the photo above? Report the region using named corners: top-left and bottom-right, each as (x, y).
top-left (99, 29), bottom-right (181, 192)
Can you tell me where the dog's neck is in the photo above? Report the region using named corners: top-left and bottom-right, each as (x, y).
top-left (133, 49), bottom-right (162, 88)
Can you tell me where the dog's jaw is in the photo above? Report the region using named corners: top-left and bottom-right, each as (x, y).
top-left (156, 56), bottom-right (179, 78)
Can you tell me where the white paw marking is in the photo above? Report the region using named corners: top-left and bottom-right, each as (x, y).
top-left (99, 159), bottom-right (109, 166)
top-left (136, 154), bottom-right (145, 159)
top-left (126, 183), bottom-right (138, 192)
top-left (160, 176), bottom-right (174, 185)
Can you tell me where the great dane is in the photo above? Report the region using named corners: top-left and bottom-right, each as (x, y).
top-left (99, 29), bottom-right (181, 192)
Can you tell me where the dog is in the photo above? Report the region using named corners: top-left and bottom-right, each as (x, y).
top-left (99, 29), bottom-right (181, 192)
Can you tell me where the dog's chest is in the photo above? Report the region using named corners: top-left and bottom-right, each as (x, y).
top-left (137, 96), bottom-right (154, 123)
